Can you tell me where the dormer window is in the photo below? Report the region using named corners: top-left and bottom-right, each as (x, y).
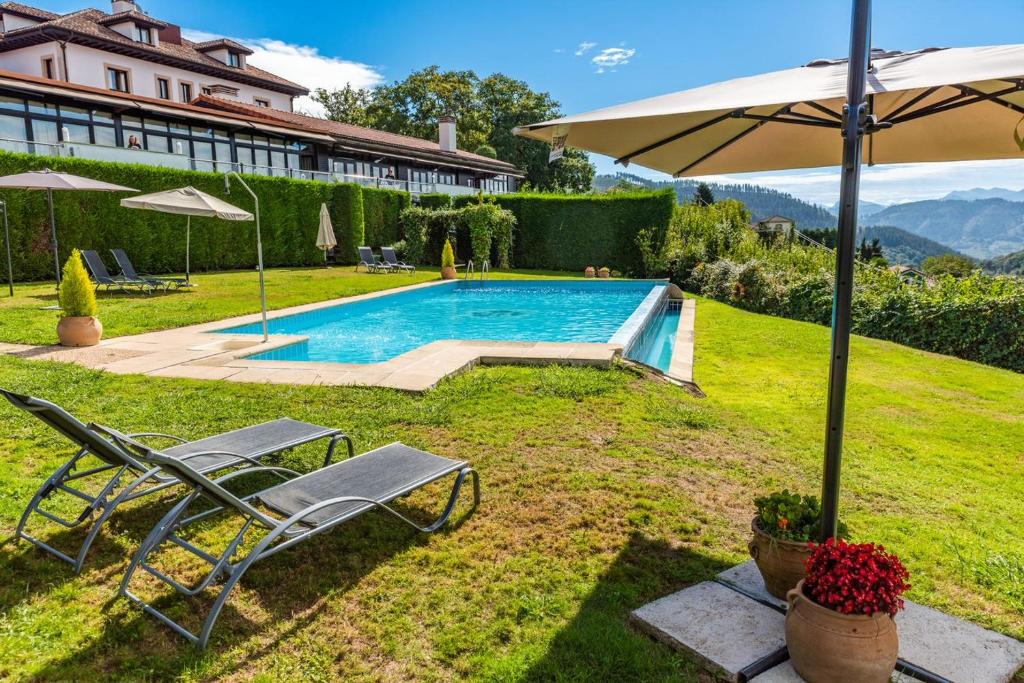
top-left (228, 52), bottom-right (241, 68)
top-left (135, 26), bottom-right (153, 44)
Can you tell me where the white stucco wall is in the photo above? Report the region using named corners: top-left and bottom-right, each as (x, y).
top-left (1, 15), bottom-right (43, 32)
top-left (0, 41), bottom-right (293, 110)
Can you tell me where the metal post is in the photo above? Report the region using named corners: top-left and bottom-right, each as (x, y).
top-left (820, 0), bottom-right (872, 541)
top-left (48, 188), bottom-right (61, 286)
top-left (224, 172), bottom-right (268, 342)
top-left (185, 216), bottom-right (191, 284)
top-left (1, 201), bottom-right (12, 296)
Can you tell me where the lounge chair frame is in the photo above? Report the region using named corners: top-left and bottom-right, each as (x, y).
top-left (381, 246), bottom-right (416, 274)
top-left (109, 431), bottom-right (479, 649)
top-left (2, 390), bottom-right (351, 574)
top-left (110, 248), bottom-right (191, 290)
top-left (356, 246), bottom-right (392, 273)
top-left (81, 249), bottom-right (155, 294)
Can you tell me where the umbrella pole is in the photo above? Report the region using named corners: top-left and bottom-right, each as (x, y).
top-left (820, 0), bottom-right (871, 541)
top-left (48, 188), bottom-right (60, 286)
top-left (186, 216), bottom-right (191, 284)
top-left (1, 201), bottom-right (12, 297)
top-left (225, 172), bottom-right (268, 342)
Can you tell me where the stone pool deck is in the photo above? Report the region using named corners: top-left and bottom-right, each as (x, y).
top-left (2, 280), bottom-right (697, 391)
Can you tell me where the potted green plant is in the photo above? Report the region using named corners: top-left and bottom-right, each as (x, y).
top-left (786, 538), bottom-right (909, 682)
top-left (750, 490), bottom-right (846, 598)
top-left (441, 239), bottom-right (457, 280)
top-left (57, 249), bottom-right (102, 347)
top-left (597, 266), bottom-right (610, 278)
top-left (584, 266), bottom-right (596, 278)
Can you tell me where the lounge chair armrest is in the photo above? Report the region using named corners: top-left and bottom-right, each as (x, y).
top-left (125, 431), bottom-right (188, 444)
top-left (174, 450), bottom-right (273, 472)
top-left (324, 434), bottom-right (355, 467)
top-left (211, 465), bottom-right (302, 486)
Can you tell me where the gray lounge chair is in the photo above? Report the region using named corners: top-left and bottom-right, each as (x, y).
top-left (111, 249), bottom-right (191, 290)
top-left (109, 427), bottom-right (479, 648)
top-left (381, 246), bottom-right (415, 274)
top-left (1, 389), bottom-right (351, 574)
top-left (81, 249), bottom-right (152, 293)
top-left (356, 246), bottom-right (391, 273)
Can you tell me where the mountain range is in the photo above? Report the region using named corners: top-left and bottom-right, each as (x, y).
top-left (942, 187), bottom-right (1024, 202)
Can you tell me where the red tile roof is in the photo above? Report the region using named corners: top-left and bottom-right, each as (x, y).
top-left (194, 95), bottom-right (522, 174)
top-left (193, 38), bottom-right (253, 56)
top-left (0, 2), bottom-right (57, 21)
top-left (0, 3), bottom-right (307, 96)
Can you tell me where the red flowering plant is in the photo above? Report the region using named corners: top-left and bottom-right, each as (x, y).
top-left (803, 538), bottom-right (911, 617)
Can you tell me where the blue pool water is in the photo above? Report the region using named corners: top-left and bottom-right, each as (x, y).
top-left (630, 306), bottom-right (680, 372)
top-left (217, 280), bottom-right (679, 368)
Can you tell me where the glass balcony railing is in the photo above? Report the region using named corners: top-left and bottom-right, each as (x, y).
top-left (0, 137), bottom-right (511, 196)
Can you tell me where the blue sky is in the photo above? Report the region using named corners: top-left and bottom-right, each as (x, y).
top-left (42, 0), bottom-right (1024, 206)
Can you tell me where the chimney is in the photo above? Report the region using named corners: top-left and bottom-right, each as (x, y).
top-left (111, 0), bottom-right (139, 14)
top-left (158, 23), bottom-right (182, 45)
top-left (438, 116), bottom-right (456, 153)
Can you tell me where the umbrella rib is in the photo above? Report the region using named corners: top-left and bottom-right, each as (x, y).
top-left (674, 114), bottom-right (775, 177)
top-left (879, 86), bottom-right (940, 121)
top-left (889, 84), bottom-right (1024, 124)
top-left (735, 112), bottom-right (840, 128)
top-left (957, 84), bottom-right (1024, 117)
top-left (803, 101), bottom-right (843, 120)
top-left (614, 109), bottom-right (741, 165)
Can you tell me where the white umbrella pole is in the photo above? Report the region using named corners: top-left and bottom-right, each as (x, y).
top-left (820, 0), bottom-right (871, 541)
top-left (48, 188), bottom-right (60, 286)
top-left (225, 172), bottom-right (268, 342)
top-left (185, 216), bottom-right (191, 284)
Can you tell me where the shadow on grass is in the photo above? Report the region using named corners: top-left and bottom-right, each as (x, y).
top-left (518, 533), bottom-right (732, 682)
top-left (23, 494), bottom-right (476, 681)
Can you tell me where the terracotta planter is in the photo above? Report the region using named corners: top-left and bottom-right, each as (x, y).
top-left (597, 269), bottom-right (610, 279)
top-left (748, 517), bottom-right (812, 599)
top-left (57, 316), bottom-right (102, 347)
top-left (441, 266), bottom-right (457, 280)
top-left (584, 266), bottom-right (596, 278)
top-left (786, 580), bottom-right (898, 683)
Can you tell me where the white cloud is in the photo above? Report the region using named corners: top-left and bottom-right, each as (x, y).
top-left (182, 29), bottom-right (384, 116)
top-left (575, 41), bottom-right (597, 56)
top-left (591, 47), bottom-right (635, 73)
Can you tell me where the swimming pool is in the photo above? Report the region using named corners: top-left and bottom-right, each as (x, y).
top-left (215, 280), bottom-right (680, 370)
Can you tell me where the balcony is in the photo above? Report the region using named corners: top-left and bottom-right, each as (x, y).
top-left (0, 137), bottom-right (509, 196)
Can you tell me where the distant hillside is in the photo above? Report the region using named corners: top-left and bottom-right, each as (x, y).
top-left (862, 225), bottom-right (966, 267)
top-left (984, 249), bottom-right (1024, 275)
top-left (830, 199), bottom-right (888, 217)
top-left (944, 187), bottom-right (1024, 202)
top-left (866, 198), bottom-right (1024, 259)
top-left (593, 173), bottom-right (836, 228)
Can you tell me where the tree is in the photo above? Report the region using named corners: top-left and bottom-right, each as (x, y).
top-left (312, 68), bottom-right (594, 193)
top-left (922, 253), bottom-right (976, 278)
top-left (310, 84), bottom-right (371, 126)
top-left (474, 144), bottom-right (497, 159)
top-left (857, 237), bottom-right (884, 262)
top-left (693, 182), bottom-right (715, 206)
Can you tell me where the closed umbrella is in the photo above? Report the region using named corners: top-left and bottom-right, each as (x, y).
top-left (120, 186), bottom-right (253, 283)
top-left (516, 0), bottom-right (1024, 539)
top-left (315, 202), bottom-right (336, 266)
top-left (0, 169), bottom-right (137, 285)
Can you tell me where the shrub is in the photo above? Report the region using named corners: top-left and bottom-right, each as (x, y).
top-left (361, 186), bottom-right (410, 248)
top-left (441, 239), bottom-right (455, 268)
top-left (804, 538), bottom-right (910, 617)
top-left (417, 193), bottom-right (453, 210)
top-left (58, 249), bottom-right (97, 318)
top-left (754, 490), bottom-right (846, 543)
top-left (473, 144), bottom-right (498, 159)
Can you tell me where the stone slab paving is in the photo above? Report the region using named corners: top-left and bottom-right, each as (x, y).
top-left (631, 560), bottom-right (1024, 683)
top-left (1, 281), bottom-right (699, 392)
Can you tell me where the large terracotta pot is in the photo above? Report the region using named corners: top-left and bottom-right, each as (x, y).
top-left (786, 580), bottom-right (898, 683)
top-left (57, 316), bottom-right (103, 347)
top-left (584, 266), bottom-right (596, 278)
top-left (748, 517), bottom-right (812, 599)
top-left (441, 266), bottom-right (457, 280)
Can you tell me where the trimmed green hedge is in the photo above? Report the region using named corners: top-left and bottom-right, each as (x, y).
top-left (362, 186), bottom-right (410, 249)
top-left (417, 193), bottom-right (453, 210)
top-left (452, 190), bottom-right (676, 274)
top-left (0, 151), bottom-right (411, 279)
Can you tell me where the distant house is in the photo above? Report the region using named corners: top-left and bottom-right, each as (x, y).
top-left (888, 265), bottom-right (930, 284)
top-left (753, 216), bottom-right (796, 238)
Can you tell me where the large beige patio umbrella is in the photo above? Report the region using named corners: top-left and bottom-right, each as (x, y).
top-left (120, 186), bottom-right (253, 284)
top-left (315, 202), bottom-right (336, 266)
top-left (517, 0), bottom-right (1024, 539)
top-left (0, 169), bottom-right (137, 285)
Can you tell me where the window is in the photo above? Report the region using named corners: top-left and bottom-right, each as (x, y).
top-left (254, 98), bottom-right (270, 108)
top-left (42, 57), bottom-right (55, 80)
top-left (107, 67), bottom-right (130, 93)
top-left (136, 26), bottom-right (153, 44)
top-left (179, 82), bottom-right (193, 102)
top-left (156, 77), bottom-right (170, 100)
top-left (201, 87), bottom-right (212, 96)
top-left (227, 52), bottom-right (240, 68)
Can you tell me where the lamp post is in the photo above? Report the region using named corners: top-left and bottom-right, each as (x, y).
top-left (1, 200), bottom-right (12, 297)
top-left (223, 171), bottom-right (268, 342)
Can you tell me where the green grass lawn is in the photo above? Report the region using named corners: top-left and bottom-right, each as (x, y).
top-left (0, 285), bottom-right (1021, 680)
top-left (0, 266), bottom-right (577, 346)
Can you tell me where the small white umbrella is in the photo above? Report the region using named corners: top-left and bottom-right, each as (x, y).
top-left (315, 202), bottom-right (336, 266)
top-left (120, 186), bottom-right (253, 283)
top-left (0, 169), bottom-right (137, 285)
